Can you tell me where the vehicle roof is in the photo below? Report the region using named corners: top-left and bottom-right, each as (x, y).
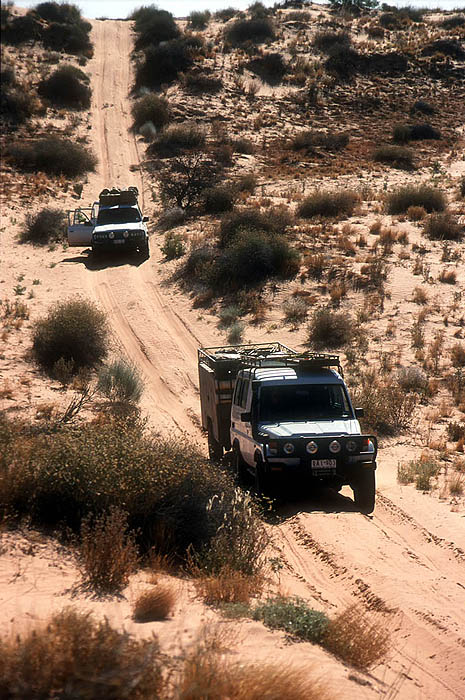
top-left (239, 367), bottom-right (344, 384)
top-left (99, 204), bottom-right (140, 210)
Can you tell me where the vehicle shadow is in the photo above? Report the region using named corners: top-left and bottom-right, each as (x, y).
top-left (60, 251), bottom-right (147, 270)
top-left (274, 487), bottom-right (358, 519)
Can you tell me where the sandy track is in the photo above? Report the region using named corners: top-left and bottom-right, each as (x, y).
top-left (71, 20), bottom-right (465, 698)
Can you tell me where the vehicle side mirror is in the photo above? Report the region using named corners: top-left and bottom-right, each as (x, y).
top-left (355, 407), bottom-right (364, 418)
top-left (143, 216), bottom-right (149, 222)
top-left (241, 412), bottom-right (251, 422)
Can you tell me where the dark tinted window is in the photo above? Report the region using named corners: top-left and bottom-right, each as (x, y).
top-left (97, 207), bottom-right (141, 225)
top-left (259, 384), bottom-right (351, 422)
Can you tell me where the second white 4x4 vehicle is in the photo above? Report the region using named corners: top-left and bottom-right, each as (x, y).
top-left (67, 187), bottom-right (150, 259)
top-left (198, 343), bottom-right (377, 513)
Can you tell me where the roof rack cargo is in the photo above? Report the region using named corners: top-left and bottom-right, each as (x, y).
top-left (99, 187), bottom-right (139, 207)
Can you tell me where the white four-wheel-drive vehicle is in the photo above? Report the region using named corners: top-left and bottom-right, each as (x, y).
top-left (198, 342), bottom-right (378, 513)
top-left (67, 187), bottom-right (150, 259)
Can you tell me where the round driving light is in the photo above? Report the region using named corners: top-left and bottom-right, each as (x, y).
top-left (329, 440), bottom-right (341, 454)
top-left (283, 442), bottom-right (295, 455)
top-left (346, 440), bottom-right (357, 453)
top-left (306, 441), bottom-right (318, 455)
top-left (108, 231), bottom-right (115, 239)
top-left (123, 231), bottom-right (129, 238)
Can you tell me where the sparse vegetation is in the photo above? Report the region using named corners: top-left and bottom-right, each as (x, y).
top-left (97, 359), bottom-right (144, 405)
top-left (148, 122), bottom-right (205, 158)
top-left (8, 137), bottom-right (97, 177)
top-left (253, 596), bottom-right (329, 643)
top-left (133, 583), bottom-right (177, 621)
top-left (161, 231), bottom-right (186, 259)
top-left (21, 207), bottom-right (66, 245)
top-left (322, 605), bottom-right (390, 670)
top-left (292, 130), bottom-right (349, 154)
top-left (374, 144), bottom-right (414, 169)
top-left (393, 123), bottom-right (441, 143)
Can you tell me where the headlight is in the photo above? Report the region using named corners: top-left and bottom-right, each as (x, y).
top-left (329, 440), bottom-right (341, 454)
top-left (306, 441), bottom-right (318, 454)
top-left (108, 231), bottom-right (115, 239)
top-left (267, 440), bottom-right (278, 456)
top-left (283, 442), bottom-right (295, 455)
top-left (346, 440), bottom-right (357, 453)
top-left (123, 231), bottom-right (129, 239)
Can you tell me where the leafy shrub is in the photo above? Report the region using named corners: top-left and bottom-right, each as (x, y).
top-left (157, 154), bottom-right (219, 210)
top-left (393, 123), bottom-right (441, 142)
top-left (35, 2), bottom-right (82, 24)
top-left (183, 69), bottom-right (223, 93)
top-left (203, 186), bottom-right (236, 214)
top-left (131, 93), bottom-right (170, 131)
top-left (80, 507), bottom-right (139, 592)
top-left (184, 245), bottom-right (216, 283)
top-left (447, 421), bottom-right (465, 441)
top-left (313, 30), bottom-right (351, 53)
top-left (423, 212), bottom-right (463, 241)
top-left (8, 137), bottom-right (97, 177)
top-left (386, 185), bottom-right (446, 214)
top-left (38, 64), bottom-right (91, 109)
top-left (0, 609), bottom-right (163, 699)
top-left (215, 7), bottom-right (237, 21)
top-left (324, 43), bottom-right (359, 80)
top-left (225, 17), bottom-right (275, 46)
top-left (42, 20), bottom-right (93, 57)
top-left (135, 39), bottom-right (193, 89)
top-left (188, 10), bottom-right (211, 29)
top-left (298, 190), bottom-right (358, 218)
top-left (133, 584), bottom-right (177, 621)
top-left (0, 83), bottom-right (36, 126)
top-left (460, 176), bottom-right (465, 198)
top-left (132, 7), bottom-right (179, 51)
top-left (21, 207), bottom-right (66, 245)
top-left (218, 304), bottom-right (241, 328)
top-left (32, 298), bottom-right (108, 371)
top-left (161, 231), bottom-right (186, 259)
top-left (322, 605), bottom-right (390, 670)
top-left (373, 144), bottom-right (413, 169)
top-left (350, 371), bottom-right (418, 436)
top-left (307, 308), bottom-right (353, 349)
top-left (253, 596), bottom-right (329, 643)
top-left (247, 52), bottom-right (287, 85)
top-left (148, 122), bottom-right (205, 157)
top-left (219, 206), bottom-right (292, 247)
top-left (3, 14), bottom-right (44, 44)
top-left (97, 360), bottom-right (144, 404)
top-left (379, 11), bottom-right (402, 29)
top-left (292, 130), bottom-right (349, 154)
top-left (235, 173), bottom-right (257, 192)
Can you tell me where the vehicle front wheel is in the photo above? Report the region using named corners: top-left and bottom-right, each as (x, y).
top-left (139, 241), bottom-right (150, 260)
top-left (254, 457), bottom-right (271, 496)
top-left (352, 467), bottom-right (376, 514)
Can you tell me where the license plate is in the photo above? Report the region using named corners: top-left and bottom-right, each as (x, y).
top-left (113, 239), bottom-right (125, 244)
top-left (311, 459), bottom-right (336, 469)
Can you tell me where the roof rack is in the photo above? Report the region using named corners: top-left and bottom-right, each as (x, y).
top-left (99, 187), bottom-right (139, 207)
top-left (198, 344), bottom-right (343, 375)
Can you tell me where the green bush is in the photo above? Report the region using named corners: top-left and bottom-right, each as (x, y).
top-left (307, 308), bottom-right (353, 349)
top-left (32, 298), bottom-right (108, 371)
top-left (423, 212), bottom-right (463, 241)
top-left (38, 64), bottom-right (91, 109)
top-left (21, 207), bottom-right (66, 245)
top-left (219, 206), bottom-right (292, 247)
top-left (203, 186), bottom-right (236, 214)
top-left (42, 19), bottom-right (93, 56)
top-left (157, 154), bottom-right (218, 209)
top-left (386, 185), bottom-right (446, 214)
top-left (373, 144), bottom-right (414, 169)
top-left (132, 7), bottom-right (179, 50)
top-left (8, 137), bottom-right (97, 177)
top-left (97, 359), bottom-right (144, 404)
top-left (253, 596), bottom-right (329, 643)
top-left (225, 17), bottom-right (275, 46)
top-left (292, 130), bottom-right (349, 154)
top-left (161, 231), bottom-right (186, 259)
top-left (135, 39), bottom-right (193, 89)
top-left (148, 122), bottom-right (205, 157)
top-left (188, 10), bottom-right (211, 29)
top-left (0, 609), bottom-right (164, 699)
top-left (131, 93), bottom-right (170, 131)
top-left (298, 190), bottom-right (358, 219)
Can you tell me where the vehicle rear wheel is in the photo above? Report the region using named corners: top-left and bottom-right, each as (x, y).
top-left (352, 467), bottom-right (376, 514)
top-left (233, 445), bottom-right (248, 483)
top-left (207, 423), bottom-right (222, 462)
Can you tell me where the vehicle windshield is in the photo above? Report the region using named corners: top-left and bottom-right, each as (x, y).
top-left (97, 207), bottom-right (141, 225)
top-left (259, 384), bottom-right (352, 422)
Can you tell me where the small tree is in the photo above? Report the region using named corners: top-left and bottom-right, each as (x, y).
top-left (157, 154), bottom-right (220, 210)
top-left (329, 0), bottom-right (378, 11)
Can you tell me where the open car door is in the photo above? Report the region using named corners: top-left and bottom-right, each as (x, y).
top-left (67, 205), bottom-right (97, 246)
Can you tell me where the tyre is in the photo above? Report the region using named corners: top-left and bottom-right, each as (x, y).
top-left (352, 467), bottom-right (376, 514)
top-left (139, 241), bottom-right (150, 260)
top-left (254, 457), bottom-right (271, 496)
top-left (207, 422), bottom-right (222, 462)
top-left (232, 445), bottom-right (248, 483)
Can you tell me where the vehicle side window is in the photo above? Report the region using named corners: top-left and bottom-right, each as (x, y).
top-left (233, 378), bottom-right (243, 407)
top-left (240, 380), bottom-right (249, 409)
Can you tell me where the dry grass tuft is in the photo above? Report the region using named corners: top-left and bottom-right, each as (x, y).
top-left (133, 582), bottom-right (177, 621)
top-left (194, 565), bottom-right (262, 605)
top-left (322, 605), bottom-right (391, 670)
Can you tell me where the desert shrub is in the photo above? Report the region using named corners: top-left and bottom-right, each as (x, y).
top-left (422, 39), bottom-right (465, 59)
top-left (203, 186), bottom-right (236, 214)
top-left (133, 583), bottom-right (177, 621)
top-left (247, 52), bottom-right (287, 84)
top-left (135, 38), bottom-right (193, 89)
top-left (8, 137), bottom-right (96, 177)
top-left (393, 123), bottom-right (441, 142)
top-left (379, 11), bottom-right (402, 29)
top-left (386, 185), bottom-right (445, 214)
top-left (188, 10), bottom-right (211, 29)
top-left (298, 190), bottom-right (358, 219)
top-left (148, 122), bottom-right (205, 157)
top-left (131, 93), bottom-right (170, 131)
top-left (448, 421), bottom-right (465, 441)
top-left (283, 297), bottom-right (308, 326)
top-left (32, 298), bottom-right (108, 371)
top-left (227, 321), bottom-right (245, 344)
top-left (21, 207), bottom-right (66, 245)
top-left (233, 138), bottom-right (255, 155)
top-left (184, 245), bottom-right (216, 283)
top-left (0, 83), bottom-right (36, 126)
top-left (225, 17), bottom-right (275, 45)
top-left (212, 230), bottom-right (299, 290)
top-left (324, 43), bottom-right (360, 80)
top-left (132, 7), bottom-right (179, 50)
top-left (157, 154), bottom-right (219, 210)
top-left (423, 212), bottom-right (463, 241)
top-left (80, 506), bottom-right (139, 592)
top-left (219, 206), bottom-right (292, 247)
top-left (441, 14), bottom-right (465, 29)
top-left (407, 205), bottom-right (426, 221)
top-left (235, 173), bottom-right (257, 193)
top-left (396, 366), bottom-right (428, 394)
top-left (322, 605), bottom-right (390, 670)
top-left (414, 457), bottom-right (441, 491)
top-left (157, 206), bottom-right (186, 231)
top-left (411, 99), bottom-right (435, 115)
top-left (42, 20), bottom-right (93, 56)
top-left (460, 176), bottom-right (465, 198)
top-left (218, 304), bottom-right (241, 328)
top-left (161, 231), bottom-right (186, 259)
top-left (438, 268), bottom-right (456, 284)
top-left (253, 596), bottom-right (329, 643)
top-left (183, 69), bottom-right (223, 93)
top-left (38, 64), bottom-right (91, 108)
top-left (194, 565), bottom-right (260, 605)
top-left (373, 144), bottom-right (413, 169)
top-left (304, 252), bottom-right (326, 279)
top-left (451, 343), bottom-right (465, 368)
top-left (313, 30), bottom-right (351, 52)
top-left (292, 130), bottom-right (349, 154)
top-left (0, 609), bottom-right (163, 699)
top-left (35, 2), bottom-right (82, 23)
top-left (350, 371), bottom-right (418, 435)
top-left (308, 308), bottom-right (353, 349)
top-left (366, 24), bottom-right (384, 38)
top-left (97, 359), bottom-right (144, 404)
top-left (3, 14), bottom-right (44, 44)
top-left (215, 7), bottom-right (237, 21)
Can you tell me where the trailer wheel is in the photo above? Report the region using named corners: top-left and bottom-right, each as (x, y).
top-left (232, 444), bottom-right (248, 483)
top-left (352, 467), bottom-right (376, 514)
top-left (207, 422), bottom-right (222, 462)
